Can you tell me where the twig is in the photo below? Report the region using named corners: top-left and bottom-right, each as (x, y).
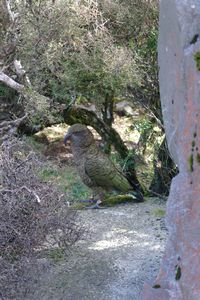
top-left (22, 186), bottom-right (41, 203)
top-left (0, 186), bottom-right (41, 204)
top-left (147, 189), bottom-right (167, 200)
top-left (5, 0), bottom-right (15, 22)
top-left (65, 95), bottom-right (77, 112)
top-left (14, 60), bottom-right (31, 86)
top-left (0, 114), bottom-right (28, 129)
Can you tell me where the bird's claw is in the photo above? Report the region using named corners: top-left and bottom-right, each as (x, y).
top-left (85, 200), bottom-right (105, 209)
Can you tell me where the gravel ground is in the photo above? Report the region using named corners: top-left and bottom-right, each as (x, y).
top-left (28, 198), bottom-right (167, 300)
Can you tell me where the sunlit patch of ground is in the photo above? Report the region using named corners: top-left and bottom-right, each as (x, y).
top-left (35, 123), bottom-right (69, 143)
top-left (113, 115), bottom-right (140, 146)
top-left (34, 115), bottom-right (141, 145)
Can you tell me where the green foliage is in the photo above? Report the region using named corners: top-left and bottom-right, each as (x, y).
top-left (39, 168), bottom-right (59, 180)
top-left (48, 79), bottom-right (71, 103)
top-left (0, 84), bottom-right (15, 99)
top-left (2, 0), bottom-right (168, 194)
top-left (2, 0), bottom-right (159, 118)
top-left (175, 265), bottom-right (181, 281)
top-left (194, 52), bottom-right (200, 71)
top-left (196, 153), bottom-right (200, 164)
top-left (133, 119), bottom-right (154, 137)
top-left (153, 209), bottom-right (165, 217)
top-left (15, 0), bottom-right (158, 107)
top-left (25, 136), bottom-right (46, 153)
top-left (188, 154), bottom-right (194, 172)
top-left (43, 248), bottom-right (67, 263)
top-left (39, 165), bottom-right (91, 204)
top-left (0, 84), bottom-right (20, 121)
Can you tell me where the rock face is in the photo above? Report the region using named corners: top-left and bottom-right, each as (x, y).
top-left (142, 1), bottom-right (200, 299)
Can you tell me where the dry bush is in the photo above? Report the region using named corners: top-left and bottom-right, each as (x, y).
top-left (0, 137), bottom-right (84, 299)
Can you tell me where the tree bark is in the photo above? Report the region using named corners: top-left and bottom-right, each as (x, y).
top-left (149, 138), bottom-right (178, 196)
top-left (142, 0), bottom-right (200, 299)
top-left (101, 94), bottom-right (114, 154)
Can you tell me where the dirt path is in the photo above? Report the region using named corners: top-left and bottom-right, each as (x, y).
top-left (28, 198), bottom-right (167, 300)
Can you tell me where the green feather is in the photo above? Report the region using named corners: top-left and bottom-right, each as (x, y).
top-left (85, 154), bottom-right (132, 192)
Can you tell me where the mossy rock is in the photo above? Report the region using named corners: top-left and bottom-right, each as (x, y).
top-left (72, 194), bottom-right (144, 209)
top-left (104, 194), bottom-right (143, 206)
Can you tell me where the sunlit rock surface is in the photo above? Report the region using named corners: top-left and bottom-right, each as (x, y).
top-left (142, 0), bottom-right (200, 299)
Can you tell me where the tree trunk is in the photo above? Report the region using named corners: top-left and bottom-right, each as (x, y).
top-left (142, 1), bottom-right (200, 298)
top-left (149, 138), bottom-right (178, 196)
top-left (101, 93), bottom-right (114, 154)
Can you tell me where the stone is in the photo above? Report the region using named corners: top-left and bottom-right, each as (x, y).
top-left (115, 101), bottom-right (138, 117)
top-left (142, 0), bottom-right (200, 299)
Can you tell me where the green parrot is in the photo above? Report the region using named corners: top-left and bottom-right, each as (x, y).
top-left (64, 124), bottom-right (143, 208)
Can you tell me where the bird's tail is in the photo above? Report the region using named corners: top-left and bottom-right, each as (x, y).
top-left (125, 175), bottom-right (144, 202)
top-left (129, 190), bottom-right (144, 202)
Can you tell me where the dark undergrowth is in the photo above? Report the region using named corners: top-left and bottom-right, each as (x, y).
top-left (0, 137), bottom-right (85, 299)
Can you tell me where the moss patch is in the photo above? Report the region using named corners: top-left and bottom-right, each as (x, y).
top-left (104, 194), bottom-right (143, 206)
top-left (175, 265), bottom-right (181, 281)
top-left (188, 154), bottom-right (194, 172)
top-left (194, 52), bottom-right (200, 71)
top-left (196, 153), bottom-right (200, 164)
top-left (152, 208), bottom-right (165, 218)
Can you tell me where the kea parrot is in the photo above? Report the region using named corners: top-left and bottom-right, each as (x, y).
top-left (64, 124), bottom-right (143, 208)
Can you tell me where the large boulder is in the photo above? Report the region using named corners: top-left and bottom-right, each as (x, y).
top-left (142, 1), bottom-right (200, 299)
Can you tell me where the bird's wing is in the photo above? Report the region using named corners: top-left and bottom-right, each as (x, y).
top-left (85, 153), bottom-right (131, 192)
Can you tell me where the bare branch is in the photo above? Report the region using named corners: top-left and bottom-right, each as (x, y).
top-left (4, 0), bottom-right (15, 22)
top-left (0, 114), bottom-right (28, 138)
top-left (0, 71), bottom-right (24, 91)
top-left (0, 114), bottom-right (28, 129)
top-left (0, 137), bottom-right (85, 299)
top-left (0, 186), bottom-right (41, 204)
top-left (14, 60), bottom-right (31, 86)
top-left (21, 186), bottom-right (41, 203)
top-left (14, 60), bottom-right (26, 76)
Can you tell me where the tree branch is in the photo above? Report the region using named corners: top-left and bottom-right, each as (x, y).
top-left (0, 114), bottom-right (28, 138)
top-left (14, 60), bottom-right (31, 86)
top-left (4, 0), bottom-right (15, 22)
top-left (0, 71), bottom-right (24, 91)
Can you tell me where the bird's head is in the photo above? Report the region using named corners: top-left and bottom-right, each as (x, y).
top-left (64, 124), bottom-right (94, 148)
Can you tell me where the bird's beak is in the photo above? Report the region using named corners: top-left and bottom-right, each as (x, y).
top-left (64, 132), bottom-right (71, 145)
